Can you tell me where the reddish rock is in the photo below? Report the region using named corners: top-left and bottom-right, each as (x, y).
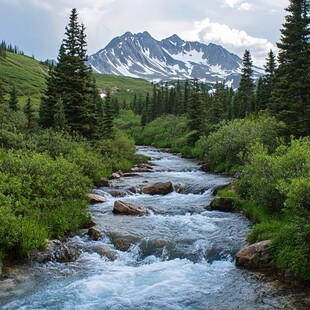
top-left (113, 200), bottom-right (148, 215)
top-left (141, 181), bottom-right (173, 195)
top-left (88, 193), bottom-right (106, 204)
top-left (236, 240), bottom-right (272, 269)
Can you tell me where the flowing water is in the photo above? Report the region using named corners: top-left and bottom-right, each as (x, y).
top-left (0, 147), bottom-right (308, 309)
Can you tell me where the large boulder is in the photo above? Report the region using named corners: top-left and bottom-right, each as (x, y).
top-left (209, 197), bottom-right (235, 212)
top-left (94, 177), bottom-right (110, 187)
top-left (235, 240), bottom-right (272, 269)
top-left (88, 193), bottom-right (106, 204)
top-left (111, 235), bottom-right (141, 251)
top-left (28, 240), bottom-right (80, 263)
top-left (141, 181), bottom-right (173, 195)
top-left (113, 200), bottom-right (148, 215)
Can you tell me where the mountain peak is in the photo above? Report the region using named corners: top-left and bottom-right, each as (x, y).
top-left (88, 31), bottom-right (260, 87)
top-left (164, 34), bottom-right (184, 45)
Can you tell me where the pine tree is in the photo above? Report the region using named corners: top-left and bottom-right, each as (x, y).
top-left (207, 83), bottom-right (233, 125)
top-left (269, 0), bottom-right (310, 137)
top-left (232, 50), bottom-right (255, 118)
top-left (0, 79), bottom-right (4, 106)
top-left (40, 8), bottom-right (100, 139)
top-left (256, 50), bottom-right (277, 111)
top-left (24, 96), bottom-right (35, 132)
top-left (9, 86), bottom-right (18, 111)
top-left (183, 79), bottom-right (190, 114)
top-left (54, 98), bottom-right (66, 131)
top-left (187, 79), bottom-right (206, 145)
top-left (175, 80), bottom-right (182, 115)
top-left (102, 91), bottom-right (115, 139)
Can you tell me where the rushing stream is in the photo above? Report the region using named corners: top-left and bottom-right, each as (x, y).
top-left (0, 147), bottom-right (308, 309)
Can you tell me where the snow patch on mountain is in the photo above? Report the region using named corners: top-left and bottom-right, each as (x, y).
top-left (88, 31), bottom-right (262, 88)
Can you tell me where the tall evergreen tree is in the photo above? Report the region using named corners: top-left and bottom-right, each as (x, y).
top-left (24, 96), bottom-right (35, 132)
top-left (256, 50), bottom-right (277, 112)
top-left (232, 50), bottom-right (255, 118)
top-left (183, 79), bottom-right (190, 114)
top-left (9, 86), bottom-right (18, 111)
top-left (102, 91), bottom-right (115, 139)
top-left (53, 98), bottom-right (66, 131)
top-left (187, 79), bottom-right (206, 144)
top-left (269, 0), bottom-right (310, 137)
top-left (0, 79), bottom-right (4, 106)
top-left (40, 8), bottom-right (99, 139)
top-left (175, 80), bottom-right (182, 115)
top-left (207, 83), bottom-right (233, 126)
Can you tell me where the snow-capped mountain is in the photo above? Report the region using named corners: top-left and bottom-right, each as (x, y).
top-left (88, 31), bottom-right (255, 87)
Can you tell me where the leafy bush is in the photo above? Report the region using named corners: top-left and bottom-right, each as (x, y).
top-left (0, 149), bottom-right (92, 257)
top-left (95, 130), bottom-right (137, 172)
top-left (136, 115), bottom-right (189, 148)
top-left (114, 109), bottom-right (142, 140)
top-left (195, 113), bottom-right (285, 172)
top-left (236, 137), bottom-right (310, 280)
top-left (238, 138), bottom-right (310, 212)
top-left (270, 217), bottom-right (310, 281)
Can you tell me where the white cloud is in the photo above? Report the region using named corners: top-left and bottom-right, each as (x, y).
top-left (239, 2), bottom-right (253, 11)
top-left (183, 18), bottom-right (275, 66)
top-left (221, 0), bottom-right (253, 11)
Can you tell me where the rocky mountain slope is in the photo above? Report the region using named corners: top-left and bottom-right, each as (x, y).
top-left (88, 31), bottom-right (261, 88)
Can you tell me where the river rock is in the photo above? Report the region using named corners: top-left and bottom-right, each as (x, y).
top-left (81, 220), bottom-right (96, 229)
top-left (108, 190), bottom-right (127, 197)
top-left (94, 177), bottom-right (110, 187)
top-left (209, 197), bottom-right (235, 212)
top-left (235, 240), bottom-right (272, 269)
top-left (113, 200), bottom-right (148, 215)
top-left (88, 227), bottom-right (102, 240)
top-left (111, 170), bottom-right (124, 179)
top-left (28, 240), bottom-right (80, 263)
top-left (88, 246), bottom-right (116, 261)
top-left (174, 183), bottom-right (187, 194)
top-left (111, 236), bottom-right (141, 251)
top-left (211, 183), bottom-right (232, 195)
top-left (141, 181), bottom-right (173, 195)
top-left (200, 163), bottom-right (211, 172)
top-left (88, 193), bottom-right (106, 204)
top-left (130, 163), bottom-right (153, 173)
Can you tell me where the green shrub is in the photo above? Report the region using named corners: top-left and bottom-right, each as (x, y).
top-left (236, 137), bottom-right (310, 280)
top-left (0, 148), bottom-right (92, 258)
top-left (270, 219), bottom-right (310, 280)
top-left (95, 130), bottom-right (137, 172)
top-left (137, 115), bottom-right (188, 148)
top-left (195, 113), bottom-right (285, 172)
top-left (238, 137), bottom-right (310, 212)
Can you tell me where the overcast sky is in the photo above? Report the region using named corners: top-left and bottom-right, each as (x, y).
top-left (0, 0), bottom-right (289, 66)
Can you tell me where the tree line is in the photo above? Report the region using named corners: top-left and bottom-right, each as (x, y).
top-left (0, 40), bottom-right (24, 58)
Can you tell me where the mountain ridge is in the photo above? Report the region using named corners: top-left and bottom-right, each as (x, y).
top-left (88, 31), bottom-right (259, 87)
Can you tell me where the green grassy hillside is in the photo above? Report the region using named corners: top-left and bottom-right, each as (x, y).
top-left (0, 52), bottom-right (48, 103)
top-left (0, 52), bottom-right (153, 107)
top-left (94, 73), bottom-right (154, 103)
